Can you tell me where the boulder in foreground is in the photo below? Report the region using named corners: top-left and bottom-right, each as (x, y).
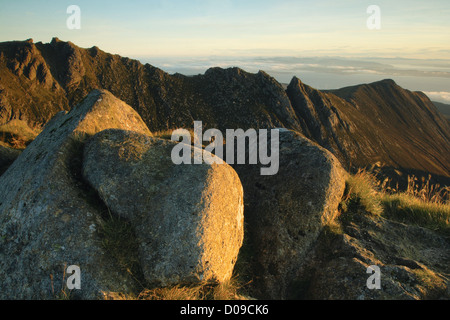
top-left (82, 129), bottom-right (245, 287)
top-left (232, 130), bottom-right (346, 299)
top-left (0, 89), bottom-right (151, 299)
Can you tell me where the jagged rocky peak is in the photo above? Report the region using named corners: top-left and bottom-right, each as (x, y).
top-left (45, 37), bottom-right (86, 88)
top-left (204, 66), bottom-right (247, 78)
top-left (203, 67), bottom-right (287, 99)
top-left (88, 45), bottom-right (102, 57)
top-left (50, 37), bottom-right (77, 48)
top-left (288, 76), bottom-right (306, 90)
top-left (257, 69), bottom-right (287, 89)
top-left (0, 38), bottom-right (54, 87)
top-left (50, 37), bottom-right (61, 44)
top-left (379, 78), bottom-right (396, 85)
top-left (257, 69), bottom-right (270, 77)
top-left (287, 76), bottom-right (322, 96)
top-left (289, 75), bottom-right (302, 85)
top-left (204, 66), bottom-right (279, 82)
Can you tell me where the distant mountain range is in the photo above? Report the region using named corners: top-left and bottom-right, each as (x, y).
top-left (1, 38), bottom-right (449, 185)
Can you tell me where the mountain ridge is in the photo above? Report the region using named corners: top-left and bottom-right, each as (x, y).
top-left (1, 38), bottom-right (449, 183)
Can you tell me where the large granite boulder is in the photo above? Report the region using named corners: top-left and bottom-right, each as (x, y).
top-left (231, 129), bottom-right (347, 299)
top-left (82, 129), bottom-right (244, 287)
top-left (0, 89), bottom-right (151, 299)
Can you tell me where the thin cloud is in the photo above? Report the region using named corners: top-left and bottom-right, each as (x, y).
top-left (424, 92), bottom-right (450, 104)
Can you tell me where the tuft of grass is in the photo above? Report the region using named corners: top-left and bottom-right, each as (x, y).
top-left (104, 285), bottom-right (203, 300)
top-left (340, 169), bottom-right (383, 216)
top-left (379, 172), bottom-right (449, 235)
top-left (98, 211), bottom-right (144, 282)
top-left (50, 263), bottom-right (73, 300)
top-left (411, 268), bottom-right (449, 299)
top-left (103, 278), bottom-right (251, 301)
top-left (340, 169), bottom-right (450, 235)
top-left (403, 174), bottom-right (449, 205)
top-left (210, 278), bottom-right (250, 300)
top-left (153, 129), bottom-right (179, 140)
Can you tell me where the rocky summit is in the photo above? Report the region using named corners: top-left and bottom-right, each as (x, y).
top-left (0, 38), bottom-right (449, 300)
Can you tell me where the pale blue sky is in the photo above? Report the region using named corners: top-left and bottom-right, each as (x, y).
top-left (1, 0), bottom-right (449, 59)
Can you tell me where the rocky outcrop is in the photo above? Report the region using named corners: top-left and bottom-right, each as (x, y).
top-left (0, 89), bottom-right (151, 299)
top-left (286, 77), bottom-right (354, 166)
top-left (196, 68), bottom-right (301, 131)
top-left (231, 130), bottom-right (347, 299)
top-left (0, 88), bottom-right (246, 299)
top-left (82, 129), bottom-right (244, 287)
top-left (48, 37), bottom-right (86, 89)
top-left (5, 39), bottom-right (54, 87)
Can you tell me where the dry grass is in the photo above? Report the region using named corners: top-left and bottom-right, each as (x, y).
top-left (378, 173), bottom-right (449, 234)
top-left (49, 263), bottom-right (73, 300)
top-left (341, 169), bottom-right (450, 235)
top-left (0, 119), bottom-right (41, 149)
top-left (340, 169), bottom-right (383, 216)
top-left (103, 278), bottom-right (251, 301)
top-left (403, 175), bottom-right (449, 205)
top-left (381, 193), bottom-right (450, 235)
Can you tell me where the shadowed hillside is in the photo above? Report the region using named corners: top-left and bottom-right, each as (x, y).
top-left (433, 101), bottom-right (450, 120)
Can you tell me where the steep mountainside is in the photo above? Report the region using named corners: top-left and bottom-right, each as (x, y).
top-left (329, 81), bottom-right (450, 180)
top-left (433, 101), bottom-right (450, 120)
top-left (287, 78), bottom-right (450, 178)
top-left (0, 39), bottom-right (68, 127)
top-left (1, 38), bottom-right (449, 181)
